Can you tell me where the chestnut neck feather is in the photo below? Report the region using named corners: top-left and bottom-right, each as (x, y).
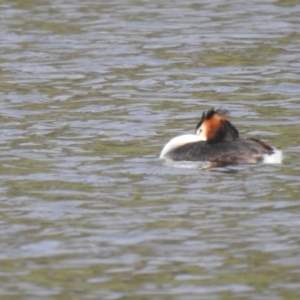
top-left (196, 109), bottom-right (239, 143)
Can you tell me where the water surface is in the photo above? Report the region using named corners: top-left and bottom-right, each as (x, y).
top-left (0, 0), bottom-right (300, 299)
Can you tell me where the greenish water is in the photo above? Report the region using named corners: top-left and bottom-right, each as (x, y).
top-left (0, 0), bottom-right (300, 299)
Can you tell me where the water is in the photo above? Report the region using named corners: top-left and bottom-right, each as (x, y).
top-left (0, 0), bottom-right (300, 299)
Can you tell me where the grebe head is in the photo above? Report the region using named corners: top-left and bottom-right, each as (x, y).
top-left (195, 109), bottom-right (239, 143)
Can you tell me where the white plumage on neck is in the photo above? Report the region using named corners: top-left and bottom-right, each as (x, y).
top-left (159, 134), bottom-right (205, 159)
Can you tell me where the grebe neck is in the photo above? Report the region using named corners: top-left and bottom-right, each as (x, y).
top-left (160, 134), bottom-right (205, 159)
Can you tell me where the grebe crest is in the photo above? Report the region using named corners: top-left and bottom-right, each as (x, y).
top-left (195, 109), bottom-right (239, 143)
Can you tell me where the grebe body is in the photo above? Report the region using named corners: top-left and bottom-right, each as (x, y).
top-left (160, 109), bottom-right (281, 166)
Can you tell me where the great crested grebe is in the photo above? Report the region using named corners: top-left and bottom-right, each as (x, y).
top-left (160, 109), bottom-right (282, 167)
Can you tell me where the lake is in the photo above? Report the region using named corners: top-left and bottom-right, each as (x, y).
top-left (0, 0), bottom-right (300, 299)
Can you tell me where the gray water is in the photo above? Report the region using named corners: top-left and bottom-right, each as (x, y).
top-left (1, 0), bottom-right (300, 299)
